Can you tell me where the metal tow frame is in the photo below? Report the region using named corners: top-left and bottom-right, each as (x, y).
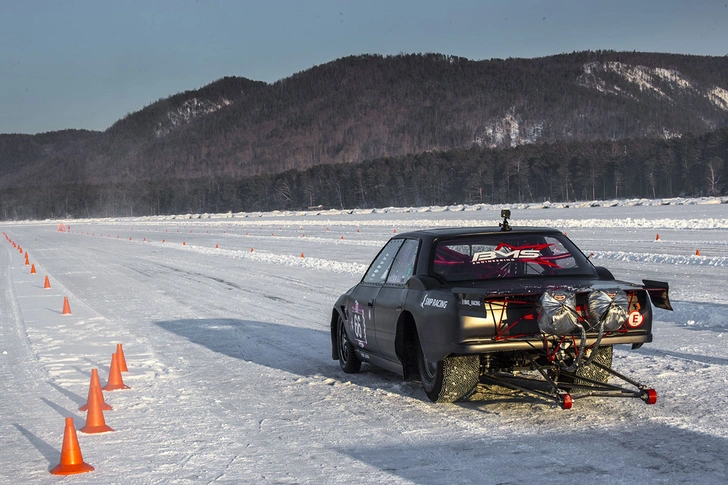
top-left (479, 352), bottom-right (657, 409)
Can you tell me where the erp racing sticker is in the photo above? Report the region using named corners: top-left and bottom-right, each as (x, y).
top-left (421, 294), bottom-right (448, 309)
top-left (350, 300), bottom-right (368, 347)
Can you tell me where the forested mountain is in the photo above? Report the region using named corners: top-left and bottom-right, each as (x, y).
top-left (1, 51), bottom-right (727, 218)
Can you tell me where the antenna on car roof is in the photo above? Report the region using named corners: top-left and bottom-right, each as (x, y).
top-left (500, 209), bottom-right (511, 231)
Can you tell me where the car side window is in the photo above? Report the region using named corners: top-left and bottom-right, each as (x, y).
top-left (386, 239), bottom-right (419, 286)
top-left (362, 239), bottom-right (404, 285)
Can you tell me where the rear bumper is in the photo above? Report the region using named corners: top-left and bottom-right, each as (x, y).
top-left (450, 333), bottom-right (652, 354)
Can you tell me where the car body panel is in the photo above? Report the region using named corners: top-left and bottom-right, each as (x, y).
top-left (332, 225), bottom-right (670, 379)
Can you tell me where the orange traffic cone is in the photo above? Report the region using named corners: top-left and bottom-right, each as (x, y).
top-left (62, 296), bottom-right (72, 315)
top-left (44, 275), bottom-right (51, 289)
top-left (655, 234), bottom-right (661, 241)
top-left (215, 244), bottom-right (219, 249)
top-left (24, 254), bottom-right (29, 266)
top-left (250, 247), bottom-right (254, 252)
top-left (301, 253), bottom-right (305, 258)
top-left (80, 379), bottom-right (114, 434)
top-left (102, 353), bottom-right (130, 391)
top-left (30, 263), bottom-right (36, 274)
top-left (50, 417), bottom-right (94, 475)
top-left (696, 249), bottom-right (701, 256)
top-left (80, 368), bottom-right (112, 412)
top-left (116, 343), bottom-right (128, 372)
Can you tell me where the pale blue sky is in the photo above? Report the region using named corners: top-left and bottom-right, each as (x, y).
top-left (1, 0), bottom-right (727, 134)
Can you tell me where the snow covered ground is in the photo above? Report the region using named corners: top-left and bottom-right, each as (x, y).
top-left (2, 197), bottom-right (727, 484)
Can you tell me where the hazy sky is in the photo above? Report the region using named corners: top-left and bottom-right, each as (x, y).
top-left (1, 0), bottom-right (727, 135)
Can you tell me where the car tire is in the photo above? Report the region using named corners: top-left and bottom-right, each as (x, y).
top-left (558, 346), bottom-right (613, 385)
top-left (575, 345), bottom-right (613, 384)
top-left (337, 315), bottom-right (362, 373)
top-left (417, 338), bottom-right (479, 403)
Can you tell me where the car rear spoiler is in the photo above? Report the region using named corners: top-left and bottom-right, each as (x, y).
top-left (642, 280), bottom-right (673, 311)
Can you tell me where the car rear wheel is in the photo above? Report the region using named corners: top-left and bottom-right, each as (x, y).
top-left (337, 315), bottom-right (361, 373)
top-left (417, 338), bottom-right (479, 403)
top-left (575, 345), bottom-right (613, 384)
top-left (557, 346), bottom-right (613, 385)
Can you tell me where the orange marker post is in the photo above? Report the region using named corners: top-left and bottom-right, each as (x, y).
top-left (80, 368), bottom-right (112, 412)
top-left (62, 297), bottom-right (72, 315)
top-left (102, 353), bottom-right (130, 391)
top-left (50, 417), bottom-right (94, 475)
top-left (116, 343), bottom-right (128, 372)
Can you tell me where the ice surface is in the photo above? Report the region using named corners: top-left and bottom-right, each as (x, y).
top-left (1, 196), bottom-right (727, 483)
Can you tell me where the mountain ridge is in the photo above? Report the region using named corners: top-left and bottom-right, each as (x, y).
top-left (1, 50), bottom-right (727, 191)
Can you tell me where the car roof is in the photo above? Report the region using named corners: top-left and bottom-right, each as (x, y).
top-left (394, 226), bottom-right (565, 239)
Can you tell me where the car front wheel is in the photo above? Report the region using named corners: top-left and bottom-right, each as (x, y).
top-left (337, 315), bottom-right (362, 373)
top-left (417, 338), bottom-right (479, 403)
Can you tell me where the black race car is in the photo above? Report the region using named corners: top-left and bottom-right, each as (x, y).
top-left (331, 211), bottom-right (672, 408)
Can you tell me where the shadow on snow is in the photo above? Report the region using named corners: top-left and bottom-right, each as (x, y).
top-left (154, 317), bottom-right (417, 394)
top-left (337, 425), bottom-right (728, 484)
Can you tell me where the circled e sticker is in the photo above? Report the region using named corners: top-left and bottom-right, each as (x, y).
top-left (627, 311), bottom-right (644, 328)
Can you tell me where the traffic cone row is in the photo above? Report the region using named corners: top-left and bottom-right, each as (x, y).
top-left (2, 233), bottom-right (135, 475)
top-left (52, 344), bottom-right (130, 474)
top-left (0, 238), bottom-right (57, 286)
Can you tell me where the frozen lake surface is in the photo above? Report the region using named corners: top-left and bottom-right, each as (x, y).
top-left (2, 197), bottom-right (727, 484)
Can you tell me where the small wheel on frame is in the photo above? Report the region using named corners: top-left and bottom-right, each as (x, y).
top-left (641, 388), bottom-right (657, 405)
top-left (559, 393), bottom-right (573, 410)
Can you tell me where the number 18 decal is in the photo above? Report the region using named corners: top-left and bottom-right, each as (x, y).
top-left (350, 300), bottom-right (368, 347)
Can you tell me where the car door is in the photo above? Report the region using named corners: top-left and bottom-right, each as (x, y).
top-left (347, 238), bottom-right (404, 354)
top-left (374, 238), bottom-right (420, 363)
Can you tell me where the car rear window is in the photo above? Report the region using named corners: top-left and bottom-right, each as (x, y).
top-left (432, 233), bottom-right (594, 282)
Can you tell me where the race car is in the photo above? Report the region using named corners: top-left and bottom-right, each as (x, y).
top-left (330, 210), bottom-right (672, 408)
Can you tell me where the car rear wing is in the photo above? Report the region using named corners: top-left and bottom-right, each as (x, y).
top-left (642, 280), bottom-right (673, 311)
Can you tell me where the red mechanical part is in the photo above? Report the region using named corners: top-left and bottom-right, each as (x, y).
top-left (559, 393), bottom-right (573, 410)
top-left (642, 389), bottom-right (658, 405)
